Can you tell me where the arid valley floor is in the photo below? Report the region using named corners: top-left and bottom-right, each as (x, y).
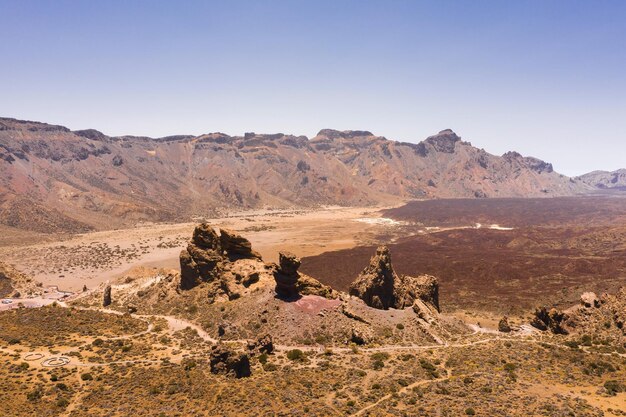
top-left (1, 196), bottom-right (625, 416)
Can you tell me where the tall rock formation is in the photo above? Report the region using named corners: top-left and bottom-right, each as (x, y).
top-left (103, 284), bottom-right (112, 307)
top-left (178, 224), bottom-right (266, 302)
top-left (349, 246), bottom-right (440, 315)
top-left (273, 251), bottom-right (336, 299)
top-left (273, 252), bottom-right (301, 298)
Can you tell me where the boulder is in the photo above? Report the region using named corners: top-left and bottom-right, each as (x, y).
top-left (580, 292), bottom-right (599, 308)
top-left (296, 274), bottom-right (336, 299)
top-left (350, 327), bottom-right (372, 345)
top-left (247, 334), bottom-right (274, 355)
top-left (400, 274), bottom-right (440, 312)
top-left (498, 316), bottom-right (512, 333)
top-left (209, 344), bottom-right (251, 378)
top-left (530, 307), bottom-right (569, 334)
top-left (218, 322), bottom-right (238, 338)
top-left (103, 284), bottom-right (112, 307)
top-left (220, 229), bottom-right (262, 261)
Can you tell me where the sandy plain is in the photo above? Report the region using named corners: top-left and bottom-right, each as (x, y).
top-left (0, 205), bottom-right (402, 293)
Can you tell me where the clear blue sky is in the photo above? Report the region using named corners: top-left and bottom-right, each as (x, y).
top-left (1, 0), bottom-right (625, 175)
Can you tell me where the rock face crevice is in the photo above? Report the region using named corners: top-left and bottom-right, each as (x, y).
top-left (349, 246), bottom-right (440, 315)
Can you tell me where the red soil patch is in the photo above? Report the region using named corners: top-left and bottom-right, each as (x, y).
top-left (291, 295), bottom-right (341, 315)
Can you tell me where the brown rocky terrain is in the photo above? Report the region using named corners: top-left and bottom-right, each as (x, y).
top-left (302, 196), bottom-right (626, 314)
top-left (0, 117), bottom-right (590, 234)
top-left (1, 224), bottom-right (625, 416)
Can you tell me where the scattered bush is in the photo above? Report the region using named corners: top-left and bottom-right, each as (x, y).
top-left (286, 349), bottom-right (304, 361)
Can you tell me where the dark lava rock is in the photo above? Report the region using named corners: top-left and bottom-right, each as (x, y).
top-left (498, 316), bottom-right (512, 333)
top-left (531, 307), bottom-right (569, 334)
top-left (209, 344), bottom-right (251, 378)
top-left (103, 284), bottom-right (112, 307)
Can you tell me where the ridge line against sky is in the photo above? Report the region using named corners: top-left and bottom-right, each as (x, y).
top-left (1, 0), bottom-right (625, 176)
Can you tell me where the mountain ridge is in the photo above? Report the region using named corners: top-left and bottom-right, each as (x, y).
top-left (576, 168), bottom-right (626, 190)
top-left (0, 117), bottom-right (591, 233)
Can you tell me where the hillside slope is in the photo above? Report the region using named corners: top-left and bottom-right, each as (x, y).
top-left (0, 118), bottom-right (590, 233)
top-left (576, 168), bottom-right (626, 190)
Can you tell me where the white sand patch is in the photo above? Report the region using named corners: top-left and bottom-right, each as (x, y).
top-left (488, 224), bottom-right (514, 230)
top-left (354, 218), bottom-right (406, 226)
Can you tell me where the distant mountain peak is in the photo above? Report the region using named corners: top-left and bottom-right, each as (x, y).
top-left (424, 129), bottom-right (461, 153)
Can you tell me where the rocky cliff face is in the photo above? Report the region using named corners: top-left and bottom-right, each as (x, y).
top-left (0, 117), bottom-right (591, 233)
top-left (577, 169), bottom-right (626, 190)
top-left (348, 246), bottom-right (440, 316)
top-left (178, 224), bottom-right (270, 301)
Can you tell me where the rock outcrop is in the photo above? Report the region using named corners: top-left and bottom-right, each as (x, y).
top-left (209, 344), bottom-right (251, 378)
top-left (247, 334), bottom-right (274, 355)
top-left (220, 229), bottom-right (262, 261)
top-left (273, 251), bottom-right (335, 299)
top-left (179, 224), bottom-right (224, 290)
top-left (350, 326), bottom-right (373, 345)
top-left (564, 288), bottom-right (625, 342)
top-left (273, 252), bottom-right (300, 298)
top-left (498, 316), bottom-right (512, 333)
top-left (349, 246), bottom-right (396, 309)
top-left (530, 307), bottom-right (569, 334)
top-left (349, 246), bottom-right (440, 315)
top-left (0, 262), bottom-right (40, 298)
top-left (580, 292), bottom-right (600, 308)
top-left (103, 284), bottom-right (112, 307)
top-left (178, 224), bottom-right (266, 301)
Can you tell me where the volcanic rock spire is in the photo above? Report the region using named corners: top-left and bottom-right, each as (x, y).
top-left (349, 246), bottom-right (440, 313)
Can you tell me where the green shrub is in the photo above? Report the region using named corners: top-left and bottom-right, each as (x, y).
top-left (503, 363), bottom-right (516, 372)
top-left (604, 380), bottom-right (624, 396)
top-left (56, 398), bottom-right (70, 408)
top-left (370, 352), bottom-right (390, 362)
top-left (465, 408), bottom-right (476, 415)
top-left (27, 388), bottom-right (43, 402)
top-left (80, 373), bottom-right (93, 381)
top-left (286, 349), bottom-right (304, 361)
